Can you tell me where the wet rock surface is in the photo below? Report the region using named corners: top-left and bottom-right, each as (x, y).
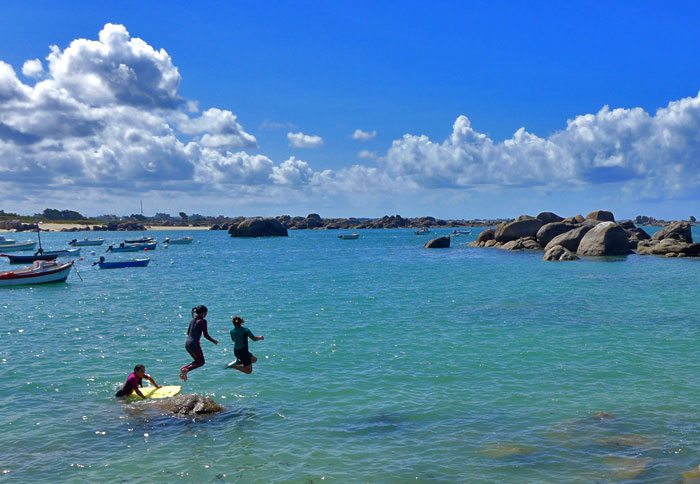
top-left (146, 394), bottom-right (223, 416)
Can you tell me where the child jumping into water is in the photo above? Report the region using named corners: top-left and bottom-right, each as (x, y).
top-left (115, 364), bottom-right (160, 398)
top-left (230, 316), bottom-right (264, 374)
top-left (180, 305), bottom-right (218, 381)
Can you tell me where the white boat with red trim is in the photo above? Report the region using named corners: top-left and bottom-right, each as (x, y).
top-left (0, 261), bottom-right (74, 287)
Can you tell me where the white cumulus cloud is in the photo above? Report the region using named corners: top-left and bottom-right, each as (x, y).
top-left (22, 59), bottom-right (44, 78)
top-left (358, 150), bottom-right (378, 159)
top-left (352, 128), bottom-right (376, 141)
top-left (287, 131), bottom-right (324, 148)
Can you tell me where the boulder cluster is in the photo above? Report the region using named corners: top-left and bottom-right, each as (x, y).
top-left (0, 220), bottom-right (38, 231)
top-left (228, 217), bottom-right (288, 237)
top-left (468, 210), bottom-right (698, 261)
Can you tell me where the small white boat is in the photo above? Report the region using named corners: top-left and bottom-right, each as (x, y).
top-left (69, 238), bottom-right (105, 246)
top-left (0, 241), bottom-right (37, 252)
top-left (164, 236), bottom-right (193, 245)
top-left (415, 227), bottom-right (431, 235)
top-left (452, 229), bottom-right (471, 236)
top-left (0, 236), bottom-right (17, 246)
top-left (338, 233), bottom-right (360, 240)
top-left (0, 261), bottom-right (73, 287)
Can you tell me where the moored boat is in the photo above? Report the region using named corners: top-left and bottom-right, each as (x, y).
top-left (2, 253), bottom-right (58, 264)
top-left (69, 238), bottom-right (105, 246)
top-left (0, 261), bottom-right (73, 287)
top-left (107, 242), bottom-right (157, 252)
top-left (39, 248), bottom-right (81, 257)
top-left (338, 233), bottom-right (360, 240)
top-left (415, 227), bottom-right (431, 235)
top-left (124, 236), bottom-right (154, 244)
top-left (0, 241), bottom-right (37, 252)
top-left (0, 236), bottom-right (17, 246)
top-left (164, 236), bottom-right (193, 245)
top-left (98, 258), bottom-right (150, 269)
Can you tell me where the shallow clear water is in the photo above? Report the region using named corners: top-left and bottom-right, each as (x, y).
top-left (1, 227), bottom-right (700, 483)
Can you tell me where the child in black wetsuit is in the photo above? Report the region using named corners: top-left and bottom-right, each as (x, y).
top-left (180, 305), bottom-right (218, 381)
top-left (230, 316), bottom-right (264, 374)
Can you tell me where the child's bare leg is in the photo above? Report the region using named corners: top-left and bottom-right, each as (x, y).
top-left (251, 355), bottom-right (258, 364)
top-left (179, 367), bottom-right (188, 381)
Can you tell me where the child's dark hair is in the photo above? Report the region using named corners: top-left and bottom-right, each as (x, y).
top-left (232, 316), bottom-right (244, 327)
top-left (192, 305), bottom-right (208, 318)
top-left (134, 364), bottom-right (145, 373)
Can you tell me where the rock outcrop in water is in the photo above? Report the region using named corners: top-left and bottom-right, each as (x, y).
top-left (228, 217), bottom-right (288, 237)
top-left (543, 245), bottom-right (579, 261)
top-left (576, 222), bottom-right (632, 256)
top-left (468, 209), bottom-right (697, 260)
top-left (147, 394), bottom-right (223, 416)
top-left (424, 236), bottom-right (450, 248)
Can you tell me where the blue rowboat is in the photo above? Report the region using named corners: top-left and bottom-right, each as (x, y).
top-left (124, 236), bottom-right (154, 244)
top-left (68, 238), bottom-right (105, 246)
top-left (98, 258), bottom-right (150, 269)
top-left (2, 253), bottom-right (58, 264)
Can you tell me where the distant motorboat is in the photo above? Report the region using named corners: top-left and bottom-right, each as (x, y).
top-left (452, 229), bottom-right (471, 235)
top-left (2, 253), bottom-right (58, 264)
top-left (164, 236), bottom-right (193, 245)
top-left (124, 236), bottom-right (155, 244)
top-left (69, 238), bottom-right (105, 246)
top-left (338, 233), bottom-right (360, 240)
top-left (98, 258), bottom-right (150, 269)
top-left (107, 242), bottom-right (157, 252)
top-left (415, 227), bottom-right (431, 235)
top-left (0, 261), bottom-right (73, 287)
top-left (0, 241), bottom-right (37, 252)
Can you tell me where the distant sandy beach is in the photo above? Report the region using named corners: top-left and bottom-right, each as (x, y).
top-left (0, 224), bottom-right (211, 232)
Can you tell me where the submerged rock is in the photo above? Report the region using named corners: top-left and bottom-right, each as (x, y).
top-left (424, 236), bottom-right (450, 248)
top-left (543, 244), bottom-right (579, 261)
top-left (148, 394), bottom-right (223, 416)
top-left (577, 222), bottom-right (632, 256)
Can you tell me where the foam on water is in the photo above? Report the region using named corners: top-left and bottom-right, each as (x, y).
top-left (1, 227), bottom-right (699, 482)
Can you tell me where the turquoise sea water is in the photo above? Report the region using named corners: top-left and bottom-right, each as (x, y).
top-left (1, 227), bottom-right (700, 483)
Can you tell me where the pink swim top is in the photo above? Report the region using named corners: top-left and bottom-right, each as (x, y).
top-left (119, 372), bottom-right (142, 396)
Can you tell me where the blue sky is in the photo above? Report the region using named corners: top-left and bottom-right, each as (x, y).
top-left (1, 1), bottom-right (699, 219)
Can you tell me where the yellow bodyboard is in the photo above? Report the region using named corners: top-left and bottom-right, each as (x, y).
top-left (128, 385), bottom-right (181, 399)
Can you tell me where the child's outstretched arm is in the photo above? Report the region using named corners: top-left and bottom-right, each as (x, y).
top-left (145, 374), bottom-right (161, 389)
top-left (253, 335), bottom-right (264, 341)
top-left (202, 321), bottom-right (218, 345)
top-left (134, 388), bottom-right (146, 398)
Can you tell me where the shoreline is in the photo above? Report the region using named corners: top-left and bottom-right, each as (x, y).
top-left (0, 224), bottom-right (211, 232)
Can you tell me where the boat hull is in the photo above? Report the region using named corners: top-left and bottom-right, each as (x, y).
top-left (41, 248), bottom-right (81, 257)
top-left (338, 234), bottom-right (359, 240)
top-left (124, 237), bottom-right (155, 244)
top-left (0, 262), bottom-right (73, 287)
top-left (0, 241), bottom-right (37, 252)
top-left (2, 254), bottom-right (58, 264)
top-left (107, 242), bottom-right (156, 252)
top-left (69, 240), bottom-right (105, 246)
top-left (166, 238), bottom-right (193, 244)
top-left (98, 258), bottom-right (150, 269)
